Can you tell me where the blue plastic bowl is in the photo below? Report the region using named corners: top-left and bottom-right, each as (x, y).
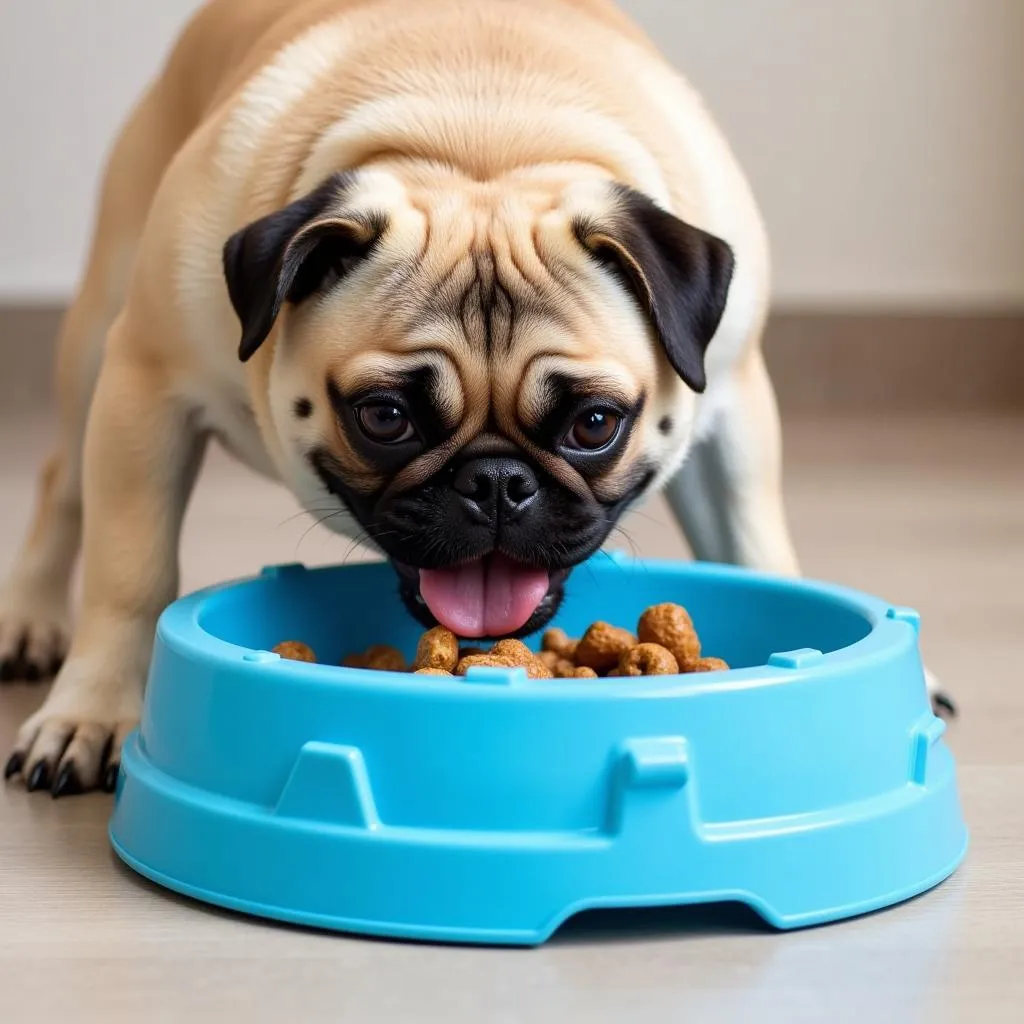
top-left (109, 555), bottom-right (967, 945)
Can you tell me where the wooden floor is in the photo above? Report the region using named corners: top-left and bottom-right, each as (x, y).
top-left (1, 413), bottom-right (1022, 1023)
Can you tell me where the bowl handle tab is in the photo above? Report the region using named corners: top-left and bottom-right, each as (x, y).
top-left (605, 736), bottom-right (691, 835)
top-left (274, 741), bottom-right (380, 829)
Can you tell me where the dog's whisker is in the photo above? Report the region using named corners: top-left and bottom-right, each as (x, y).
top-left (339, 527), bottom-right (387, 566)
top-left (294, 509), bottom-right (354, 556)
top-left (609, 525), bottom-right (642, 561)
top-left (276, 506), bottom-right (341, 530)
top-left (619, 506), bottom-right (661, 527)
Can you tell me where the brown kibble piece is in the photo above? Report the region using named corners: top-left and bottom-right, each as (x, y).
top-left (414, 667), bottom-right (454, 676)
top-left (490, 639), bottom-right (535, 665)
top-left (691, 656), bottom-right (730, 673)
top-left (455, 654), bottom-right (517, 675)
top-left (413, 626), bottom-right (459, 672)
top-left (459, 646), bottom-right (488, 660)
top-left (524, 659), bottom-right (553, 679)
top-left (490, 640), bottom-right (553, 679)
top-left (619, 642), bottom-right (680, 676)
top-left (542, 628), bottom-right (578, 661)
top-left (637, 603), bottom-right (701, 671)
top-left (273, 640), bottom-right (316, 663)
top-left (455, 652), bottom-right (552, 679)
top-left (573, 666), bottom-right (598, 679)
top-left (552, 657), bottom-right (578, 678)
top-left (538, 650), bottom-right (561, 670)
top-left (575, 622), bottom-right (637, 673)
top-left (363, 644), bottom-right (407, 672)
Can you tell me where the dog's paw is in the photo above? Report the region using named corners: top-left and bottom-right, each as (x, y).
top-left (4, 667), bottom-right (140, 797)
top-left (925, 667), bottom-right (957, 720)
top-left (0, 588), bottom-right (70, 684)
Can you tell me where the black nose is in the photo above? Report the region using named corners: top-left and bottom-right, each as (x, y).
top-left (452, 457), bottom-right (539, 520)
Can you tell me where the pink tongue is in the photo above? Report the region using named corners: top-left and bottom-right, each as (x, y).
top-left (419, 554), bottom-right (550, 637)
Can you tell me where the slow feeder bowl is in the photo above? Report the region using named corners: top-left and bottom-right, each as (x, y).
top-left (109, 555), bottom-right (967, 946)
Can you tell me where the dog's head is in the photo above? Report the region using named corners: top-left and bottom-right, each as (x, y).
top-left (223, 167), bottom-right (733, 637)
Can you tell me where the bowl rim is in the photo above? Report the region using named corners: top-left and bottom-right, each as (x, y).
top-left (155, 556), bottom-right (915, 700)
top-left (157, 555), bottom-right (919, 700)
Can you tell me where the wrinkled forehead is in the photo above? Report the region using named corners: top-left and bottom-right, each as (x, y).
top-left (327, 313), bottom-right (648, 433)
top-left (302, 184), bottom-right (658, 425)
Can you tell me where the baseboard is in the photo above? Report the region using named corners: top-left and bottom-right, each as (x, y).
top-left (1, 305), bottom-right (63, 412)
top-left (1, 304), bottom-right (1021, 415)
top-left (765, 310), bottom-right (1024, 415)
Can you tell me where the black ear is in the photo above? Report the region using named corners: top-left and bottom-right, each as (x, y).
top-left (222, 173), bottom-right (381, 362)
top-left (576, 185), bottom-right (735, 392)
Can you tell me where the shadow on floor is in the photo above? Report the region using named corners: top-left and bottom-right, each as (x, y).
top-left (550, 901), bottom-right (772, 946)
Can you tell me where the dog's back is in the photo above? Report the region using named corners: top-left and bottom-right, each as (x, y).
top-left (135, 0), bottom-right (652, 143)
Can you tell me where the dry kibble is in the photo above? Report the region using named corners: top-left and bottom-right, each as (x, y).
top-left (538, 650), bottom-right (561, 670)
top-left (637, 603), bottom-right (701, 671)
top-left (542, 628), bottom-right (578, 661)
top-left (273, 640), bottom-right (316, 663)
top-left (455, 654), bottom-right (517, 675)
top-left (489, 640), bottom-right (553, 679)
top-left (523, 659), bottom-right (553, 679)
top-left (619, 643), bottom-right (680, 677)
top-left (691, 656), bottom-right (730, 673)
top-left (413, 626), bottom-right (459, 673)
top-left (575, 622), bottom-right (637, 673)
top-left (363, 644), bottom-right (407, 672)
top-left (317, 596), bottom-right (722, 683)
top-left (455, 651), bottom-right (552, 679)
top-left (490, 639), bottom-right (535, 665)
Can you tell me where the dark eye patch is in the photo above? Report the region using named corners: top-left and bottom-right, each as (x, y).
top-left (527, 375), bottom-right (614, 441)
top-left (327, 365), bottom-right (457, 471)
top-left (521, 374), bottom-right (645, 478)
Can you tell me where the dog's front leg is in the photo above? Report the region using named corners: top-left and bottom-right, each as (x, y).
top-left (664, 349), bottom-right (954, 715)
top-left (6, 323), bottom-right (206, 796)
top-left (665, 350), bottom-right (800, 578)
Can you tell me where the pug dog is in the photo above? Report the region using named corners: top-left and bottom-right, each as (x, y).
top-left (0, 0), bottom-right (803, 797)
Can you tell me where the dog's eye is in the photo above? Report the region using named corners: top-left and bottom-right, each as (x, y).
top-left (356, 403), bottom-right (415, 444)
top-left (569, 409), bottom-right (620, 450)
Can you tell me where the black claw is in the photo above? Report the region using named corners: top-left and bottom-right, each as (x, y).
top-left (933, 692), bottom-right (958, 718)
top-left (4, 750), bottom-right (25, 780)
top-left (26, 761), bottom-right (51, 792)
top-left (23, 661), bottom-right (40, 683)
top-left (103, 762), bottom-right (120, 793)
top-left (51, 761), bottom-right (84, 798)
top-left (0, 660), bottom-right (15, 683)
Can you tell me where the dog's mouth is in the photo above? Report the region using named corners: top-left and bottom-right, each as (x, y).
top-left (393, 554), bottom-right (570, 638)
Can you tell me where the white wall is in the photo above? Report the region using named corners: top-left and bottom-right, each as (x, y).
top-left (1, 0), bottom-right (1021, 307)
